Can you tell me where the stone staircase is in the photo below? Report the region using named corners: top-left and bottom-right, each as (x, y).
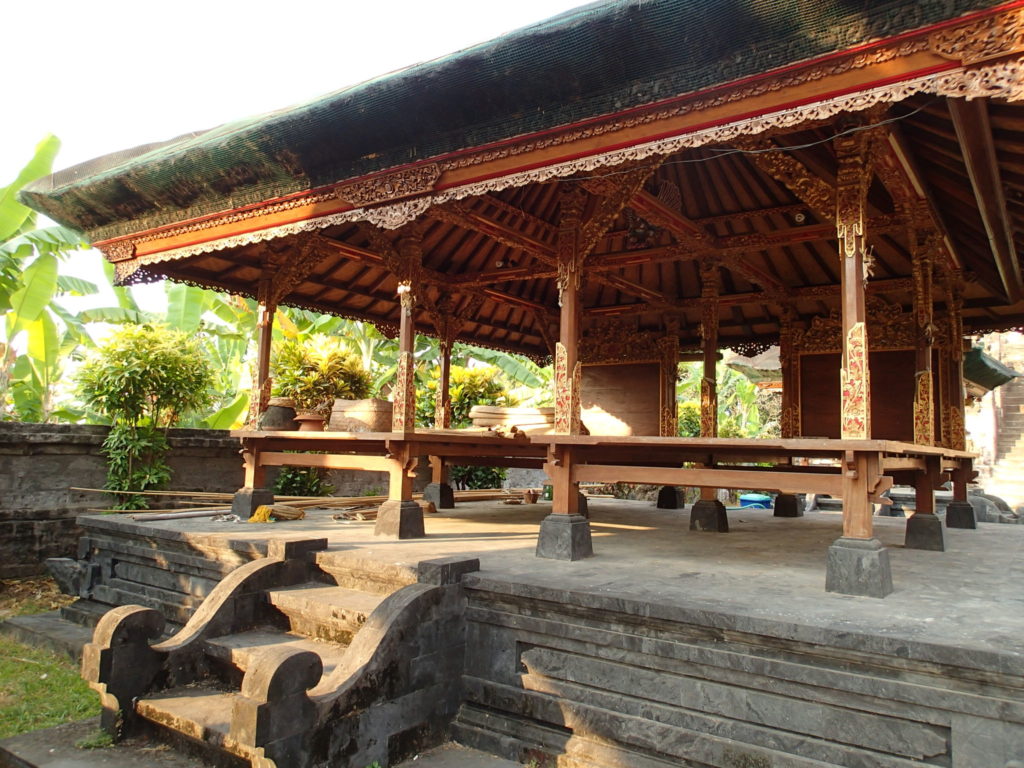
top-left (988, 378), bottom-right (1024, 508)
top-left (82, 538), bottom-right (476, 768)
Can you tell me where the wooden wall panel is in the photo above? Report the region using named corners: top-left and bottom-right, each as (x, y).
top-left (798, 350), bottom-right (917, 440)
top-left (581, 363), bottom-right (661, 436)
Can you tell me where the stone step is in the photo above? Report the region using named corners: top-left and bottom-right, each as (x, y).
top-left (135, 685), bottom-right (249, 767)
top-left (315, 551), bottom-right (417, 595)
top-left (265, 583), bottom-right (385, 644)
top-left (204, 628), bottom-right (349, 679)
top-left (59, 598), bottom-right (112, 628)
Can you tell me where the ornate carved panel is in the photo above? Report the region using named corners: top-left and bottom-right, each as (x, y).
top-left (930, 9), bottom-right (1024, 65)
top-left (913, 372), bottom-right (935, 446)
top-left (391, 351), bottom-right (416, 432)
top-left (553, 342), bottom-right (582, 434)
top-left (840, 321), bottom-right (870, 439)
top-left (338, 164), bottom-right (441, 207)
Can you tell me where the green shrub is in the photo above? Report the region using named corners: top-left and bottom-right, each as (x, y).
top-left (416, 364), bottom-right (516, 428)
top-left (271, 337), bottom-right (371, 417)
top-left (77, 325), bottom-right (214, 509)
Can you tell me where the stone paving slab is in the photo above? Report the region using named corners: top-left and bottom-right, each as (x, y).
top-left (0, 718), bottom-right (213, 768)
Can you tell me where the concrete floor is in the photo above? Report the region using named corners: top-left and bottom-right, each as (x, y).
top-left (114, 498), bottom-right (1024, 666)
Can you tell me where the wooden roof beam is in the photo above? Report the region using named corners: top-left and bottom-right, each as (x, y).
top-left (627, 189), bottom-right (717, 249)
top-left (430, 201), bottom-right (555, 262)
top-left (733, 136), bottom-right (835, 221)
top-left (872, 124), bottom-right (962, 272)
top-left (948, 97), bottom-right (1022, 303)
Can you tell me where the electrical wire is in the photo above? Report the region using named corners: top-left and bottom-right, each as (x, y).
top-left (568, 98), bottom-right (937, 182)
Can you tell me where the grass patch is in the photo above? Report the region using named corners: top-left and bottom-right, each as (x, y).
top-left (0, 634), bottom-right (99, 739)
top-left (75, 728), bottom-right (114, 749)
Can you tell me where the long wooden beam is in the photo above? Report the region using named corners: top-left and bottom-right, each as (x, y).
top-left (572, 463), bottom-right (844, 495)
top-left (948, 97), bottom-right (1022, 303)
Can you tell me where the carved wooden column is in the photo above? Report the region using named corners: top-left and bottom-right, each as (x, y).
top-left (423, 303), bottom-right (456, 509)
top-left (656, 325), bottom-right (684, 510)
top-left (912, 231), bottom-right (937, 446)
top-left (773, 307), bottom-right (803, 518)
top-left (826, 132), bottom-right (893, 598)
top-left (538, 184), bottom-right (592, 561)
top-left (835, 133), bottom-right (872, 442)
top-left (251, 272), bottom-right (277, 427)
top-left (779, 308), bottom-right (800, 439)
top-left (945, 269), bottom-right (967, 452)
top-left (553, 187), bottom-right (586, 438)
top-left (376, 231), bottom-right (425, 540)
top-left (905, 233), bottom-right (947, 549)
top-left (436, 336), bottom-right (453, 430)
top-left (690, 260), bottom-right (729, 532)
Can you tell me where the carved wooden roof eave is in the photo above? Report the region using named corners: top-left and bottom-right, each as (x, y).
top-left (92, 9), bottom-right (1024, 267)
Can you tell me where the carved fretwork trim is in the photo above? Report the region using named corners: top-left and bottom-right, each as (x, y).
top-left (108, 51), bottom-right (1024, 271)
top-left (338, 164), bottom-right (441, 207)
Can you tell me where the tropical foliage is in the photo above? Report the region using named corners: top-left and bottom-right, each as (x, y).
top-left (415, 364), bottom-right (518, 428)
top-left (0, 136), bottom-right (90, 422)
top-left (77, 325), bottom-right (215, 508)
top-left (271, 337), bottom-right (372, 416)
top-left (675, 362), bottom-right (779, 438)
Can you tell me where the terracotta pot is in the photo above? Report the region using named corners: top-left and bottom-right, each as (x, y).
top-left (293, 411), bottom-right (326, 432)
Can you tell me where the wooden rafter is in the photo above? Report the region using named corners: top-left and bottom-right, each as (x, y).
top-left (872, 124), bottom-right (962, 271)
top-left (948, 97), bottom-right (1023, 303)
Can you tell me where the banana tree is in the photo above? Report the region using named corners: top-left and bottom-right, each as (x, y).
top-left (0, 136), bottom-right (91, 421)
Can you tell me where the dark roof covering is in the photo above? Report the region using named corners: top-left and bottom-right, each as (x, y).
top-left (964, 347), bottom-right (1022, 391)
top-left (21, 0), bottom-right (1006, 241)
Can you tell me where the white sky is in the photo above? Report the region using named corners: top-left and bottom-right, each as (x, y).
top-left (4, 0), bottom-right (591, 311)
top-left (5, 0), bottom-right (591, 181)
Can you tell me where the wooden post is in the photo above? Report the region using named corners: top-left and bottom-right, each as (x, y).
top-left (779, 308), bottom-right (799, 438)
top-left (537, 184), bottom-right (593, 560)
top-left (835, 133), bottom-right (871, 441)
top-left (553, 186), bottom-right (586, 438)
top-left (699, 261), bottom-right (720, 440)
top-left (690, 260), bottom-right (729, 531)
top-left (945, 269), bottom-right (967, 451)
top-left (436, 336), bottom-right (453, 429)
top-left (826, 134), bottom-right (893, 597)
top-left (659, 324), bottom-right (679, 437)
top-left (391, 281), bottom-right (417, 434)
top-left (906, 454), bottom-right (946, 550)
top-left (245, 273), bottom-right (276, 428)
top-left (912, 231), bottom-right (937, 445)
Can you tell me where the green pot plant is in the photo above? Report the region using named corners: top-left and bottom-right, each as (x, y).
top-left (270, 337), bottom-right (372, 431)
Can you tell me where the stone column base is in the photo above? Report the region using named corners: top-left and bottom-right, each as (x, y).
top-left (374, 500), bottom-right (425, 539)
top-left (423, 482), bottom-right (455, 509)
top-left (905, 512), bottom-right (946, 551)
top-left (825, 537), bottom-right (893, 598)
top-left (656, 486), bottom-right (683, 509)
top-left (772, 493), bottom-right (802, 518)
top-left (690, 499), bottom-right (729, 532)
top-left (945, 500), bottom-right (977, 529)
top-left (578, 493), bottom-right (589, 519)
top-left (232, 488), bottom-right (274, 518)
top-left (536, 514), bottom-right (593, 561)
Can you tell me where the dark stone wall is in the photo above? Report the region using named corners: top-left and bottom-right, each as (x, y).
top-left (0, 423), bottom-right (248, 579)
top-left (456, 576), bottom-right (1024, 768)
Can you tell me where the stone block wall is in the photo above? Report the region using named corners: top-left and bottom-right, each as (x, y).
top-left (456, 575), bottom-right (1024, 768)
top-left (0, 423), bottom-right (391, 579)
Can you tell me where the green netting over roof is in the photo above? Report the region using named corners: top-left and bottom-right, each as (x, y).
top-left (22, 0), bottom-right (1006, 241)
top-left (964, 347), bottom-right (1022, 391)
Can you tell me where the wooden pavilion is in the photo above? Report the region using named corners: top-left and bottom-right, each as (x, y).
top-left (22, 0), bottom-right (1024, 597)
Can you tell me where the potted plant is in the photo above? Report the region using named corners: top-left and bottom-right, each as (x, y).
top-left (270, 338), bottom-right (372, 431)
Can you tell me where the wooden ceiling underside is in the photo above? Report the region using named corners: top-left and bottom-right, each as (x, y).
top-left (148, 96), bottom-right (1024, 359)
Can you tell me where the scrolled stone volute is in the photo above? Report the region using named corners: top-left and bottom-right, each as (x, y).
top-left (232, 647), bottom-right (323, 768)
top-left (81, 604), bottom-right (165, 738)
